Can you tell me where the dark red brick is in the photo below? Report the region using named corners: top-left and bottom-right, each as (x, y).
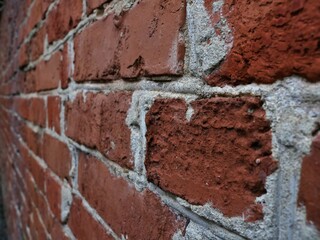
top-left (78, 152), bottom-right (186, 239)
top-left (74, 15), bottom-right (119, 82)
top-left (19, 123), bottom-right (43, 158)
top-left (51, 219), bottom-right (69, 240)
top-left (298, 133), bottom-right (320, 230)
top-left (69, 197), bottom-right (113, 240)
top-left (46, 0), bottom-right (82, 43)
top-left (205, 0), bottom-right (320, 85)
top-left (27, 51), bottom-right (63, 92)
top-left (45, 173), bottom-right (62, 221)
top-left (43, 134), bottom-right (71, 179)
top-left (65, 92), bottom-right (133, 169)
top-left (145, 97), bottom-right (278, 220)
top-left (29, 24), bottom-right (46, 61)
top-left (74, 0), bottom-right (185, 82)
top-left (61, 44), bottom-right (71, 89)
top-left (118, 0), bottom-right (185, 78)
top-left (47, 96), bottom-right (61, 134)
top-left (14, 98), bottom-right (46, 127)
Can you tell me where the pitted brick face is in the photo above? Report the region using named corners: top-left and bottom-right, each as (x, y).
top-left (298, 133), bottom-right (320, 230)
top-left (146, 97), bottom-right (278, 220)
top-left (65, 92), bottom-right (133, 169)
top-left (74, 0), bottom-right (185, 82)
top-left (205, 0), bottom-right (320, 86)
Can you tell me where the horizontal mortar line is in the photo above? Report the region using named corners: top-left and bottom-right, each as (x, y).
top-left (0, 80), bottom-right (275, 98)
top-left (72, 189), bottom-right (121, 240)
top-left (1, 104), bottom-right (142, 189)
top-left (2, 102), bottom-right (251, 237)
top-left (149, 183), bottom-right (249, 240)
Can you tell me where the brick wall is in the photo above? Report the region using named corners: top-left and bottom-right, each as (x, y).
top-left (0, 0), bottom-right (319, 239)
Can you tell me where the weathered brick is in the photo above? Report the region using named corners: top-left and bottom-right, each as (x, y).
top-left (46, 0), bottom-right (82, 43)
top-left (29, 24), bottom-right (46, 61)
top-left (47, 96), bottom-right (61, 134)
top-left (27, 51), bottom-right (63, 92)
top-left (74, 15), bottom-right (119, 82)
top-left (43, 134), bottom-right (71, 179)
top-left (25, 0), bottom-right (52, 34)
top-left (20, 144), bottom-right (46, 192)
top-left (145, 97), bottom-right (278, 220)
top-left (118, 0), bottom-right (185, 78)
top-left (51, 219), bottom-right (69, 240)
top-left (69, 197), bottom-right (113, 240)
top-left (298, 133), bottom-right (320, 230)
top-left (65, 92), bottom-right (133, 169)
top-left (14, 98), bottom-right (46, 127)
top-left (74, 0), bottom-right (185, 82)
top-left (78, 152), bottom-right (186, 239)
top-left (205, 0), bottom-right (320, 85)
top-left (45, 173), bottom-right (62, 221)
top-left (19, 123), bottom-right (43, 157)
top-left (61, 44), bottom-right (71, 89)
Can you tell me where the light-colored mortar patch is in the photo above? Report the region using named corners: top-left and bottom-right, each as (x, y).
top-left (186, 0), bottom-right (232, 76)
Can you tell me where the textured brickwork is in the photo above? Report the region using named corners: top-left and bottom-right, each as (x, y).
top-left (205, 0), bottom-right (320, 86)
top-left (0, 0), bottom-right (319, 239)
top-left (146, 97), bottom-right (277, 221)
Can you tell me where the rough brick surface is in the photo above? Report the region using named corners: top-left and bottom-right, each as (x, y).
top-left (78, 152), bottom-right (186, 239)
top-left (205, 0), bottom-right (320, 85)
top-left (146, 97), bottom-right (278, 220)
top-left (45, 173), bottom-right (62, 221)
top-left (1, 0), bottom-right (319, 238)
top-left (65, 92), bottom-right (133, 169)
top-left (69, 197), bottom-right (113, 240)
top-left (298, 133), bottom-right (320, 230)
top-left (74, 0), bottom-right (185, 82)
top-left (27, 51), bottom-right (63, 92)
top-left (46, 0), bottom-right (82, 43)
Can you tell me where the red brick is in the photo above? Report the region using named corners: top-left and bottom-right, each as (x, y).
top-left (205, 0), bottom-right (320, 85)
top-left (25, 0), bottom-right (52, 34)
top-left (19, 144), bottom-right (45, 192)
top-left (19, 123), bottom-right (43, 158)
top-left (18, 43), bottom-right (29, 68)
top-left (61, 44), bottom-right (71, 89)
top-left (74, 0), bottom-right (185, 82)
top-left (47, 96), bottom-right (61, 134)
top-left (27, 51), bottom-right (63, 92)
top-left (51, 219), bottom-right (69, 240)
top-left (298, 133), bottom-right (320, 230)
top-left (65, 92), bottom-right (133, 169)
top-left (69, 197), bottom-right (113, 240)
top-left (45, 173), bottom-right (62, 221)
top-left (43, 134), bottom-right (71, 179)
top-left (14, 98), bottom-right (46, 127)
top-left (30, 211), bottom-right (48, 240)
top-left (74, 15), bottom-right (119, 82)
top-left (29, 24), bottom-right (46, 61)
top-left (145, 97), bottom-right (278, 220)
top-left (78, 152), bottom-right (186, 239)
top-left (46, 0), bottom-right (82, 43)
top-left (118, 0), bottom-right (185, 78)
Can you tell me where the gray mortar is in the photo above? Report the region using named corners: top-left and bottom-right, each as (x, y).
top-left (1, 0), bottom-right (320, 238)
top-left (122, 77), bottom-right (320, 240)
top-left (186, 0), bottom-right (232, 76)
